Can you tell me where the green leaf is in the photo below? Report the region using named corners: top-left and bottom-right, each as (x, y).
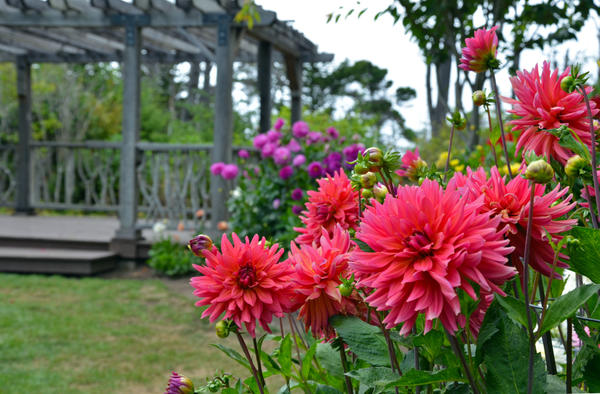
top-left (330, 315), bottom-right (391, 366)
top-left (212, 344), bottom-right (251, 371)
top-left (546, 374), bottom-right (584, 393)
top-left (345, 367), bottom-right (398, 390)
top-left (479, 303), bottom-right (546, 394)
top-left (302, 342), bottom-right (317, 380)
top-left (315, 384), bottom-right (343, 394)
top-left (386, 368), bottom-right (464, 387)
top-left (316, 343), bottom-right (345, 377)
top-left (495, 294), bottom-right (535, 329)
top-left (568, 227), bottom-right (600, 283)
top-left (278, 334), bottom-right (292, 377)
top-left (412, 329), bottom-right (444, 362)
top-left (538, 284), bottom-right (600, 336)
top-left (583, 353), bottom-right (600, 392)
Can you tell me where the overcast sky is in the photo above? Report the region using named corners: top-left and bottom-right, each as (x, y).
top-left (257, 0), bottom-right (600, 134)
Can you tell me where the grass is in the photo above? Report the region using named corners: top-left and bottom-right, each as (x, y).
top-left (0, 274), bottom-right (248, 393)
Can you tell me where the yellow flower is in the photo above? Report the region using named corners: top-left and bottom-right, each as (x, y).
top-left (453, 164), bottom-right (465, 172)
top-left (449, 159), bottom-right (460, 166)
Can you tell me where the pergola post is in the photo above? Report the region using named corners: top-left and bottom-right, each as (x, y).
top-left (112, 23), bottom-right (141, 258)
top-left (257, 40), bottom-right (272, 132)
top-left (210, 16), bottom-right (239, 228)
top-left (285, 55), bottom-right (303, 124)
top-left (15, 56), bottom-right (34, 215)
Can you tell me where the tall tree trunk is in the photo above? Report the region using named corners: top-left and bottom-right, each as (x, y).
top-left (468, 73), bottom-right (486, 149)
top-left (430, 58), bottom-right (451, 138)
top-left (188, 62), bottom-right (200, 105)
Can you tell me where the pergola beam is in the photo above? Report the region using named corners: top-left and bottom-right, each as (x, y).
top-left (15, 56), bottom-right (33, 215)
top-left (257, 40), bottom-right (271, 132)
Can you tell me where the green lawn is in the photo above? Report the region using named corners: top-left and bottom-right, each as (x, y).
top-left (0, 274), bottom-right (247, 393)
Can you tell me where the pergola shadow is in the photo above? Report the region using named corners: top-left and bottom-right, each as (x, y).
top-left (0, 0), bottom-right (332, 259)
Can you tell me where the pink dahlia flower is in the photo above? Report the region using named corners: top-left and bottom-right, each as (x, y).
top-left (396, 148), bottom-right (426, 181)
top-left (295, 170), bottom-right (359, 247)
top-left (453, 167), bottom-right (576, 278)
top-left (210, 162), bottom-right (225, 176)
top-left (273, 117), bottom-right (285, 131)
top-left (190, 233), bottom-right (296, 337)
top-left (459, 26), bottom-right (499, 73)
top-left (504, 62), bottom-right (597, 164)
top-left (288, 226), bottom-right (360, 339)
top-left (221, 164), bottom-right (239, 180)
top-left (292, 121), bottom-right (310, 138)
top-left (350, 179), bottom-right (515, 335)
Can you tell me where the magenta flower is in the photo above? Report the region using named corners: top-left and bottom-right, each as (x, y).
top-left (238, 149), bottom-right (249, 159)
top-left (292, 205), bottom-right (303, 215)
top-left (210, 162), bottom-right (225, 175)
top-left (287, 139), bottom-right (302, 153)
top-left (165, 371), bottom-right (194, 394)
top-left (307, 161), bottom-right (324, 178)
top-left (307, 131), bottom-right (322, 145)
top-left (291, 188), bottom-right (303, 201)
top-left (274, 117), bottom-right (285, 131)
top-left (267, 129), bottom-right (282, 142)
top-left (273, 147), bottom-right (291, 165)
top-left (292, 121), bottom-right (310, 138)
top-left (459, 26), bottom-right (499, 73)
top-left (279, 165), bottom-right (293, 180)
top-left (221, 164), bottom-right (239, 180)
top-left (327, 127), bottom-right (339, 139)
top-left (261, 142), bottom-right (277, 158)
top-left (253, 133), bottom-right (268, 149)
top-left (292, 154), bottom-right (306, 167)
top-left (272, 198), bottom-right (281, 209)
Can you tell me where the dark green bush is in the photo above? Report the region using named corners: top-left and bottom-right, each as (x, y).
top-left (147, 239), bottom-right (198, 277)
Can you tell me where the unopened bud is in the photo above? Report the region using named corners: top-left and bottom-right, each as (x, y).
top-left (188, 234), bottom-right (213, 257)
top-left (472, 90), bottom-right (486, 106)
top-left (353, 162), bottom-right (369, 175)
top-left (165, 372), bottom-right (195, 394)
top-left (361, 188), bottom-right (373, 199)
top-left (364, 147), bottom-right (383, 170)
top-left (360, 172), bottom-right (377, 188)
top-left (560, 75), bottom-right (575, 93)
top-left (373, 183), bottom-right (388, 202)
top-left (565, 155), bottom-right (588, 177)
top-left (215, 320), bottom-right (230, 338)
top-left (525, 160), bottom-right (554, 184)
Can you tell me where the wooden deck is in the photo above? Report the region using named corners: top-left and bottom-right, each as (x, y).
top-left (0, 214), bottom-right (195, 275)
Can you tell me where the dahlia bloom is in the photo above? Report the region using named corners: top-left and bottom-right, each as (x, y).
top-left (221, 164), bottom-right (239, 180)
top-left (238, 149), bottom-right (249, 159)
top-left (323, 152), bottom-right (343, 175)
top-left (210, 162), bottom-right (225, 175)
top-left (253, 133), bottom-right (268, 149)
top-left (307, 131), bottom-right (323, 145)
top-left (459, 26), bottom-right (499, 73)
top-left (288, 226), bottom-right (359, 339)
top-left (267, 129), bottom-right (282, 142)
top-left (279, 165), bottom-right (293, 180)
top-left (292, 121), bottom-right (310, 138)
top-left (291, 188), bottom-right (303, 201)
top-left (396, 148), bottom-right (426, 181)
top-left (307, 161), bottom-right (324, 178)
top-left (292, 154), bottom-right (306, 167)
top-left (287, 138), bottom-right (302, 153)
top-left (453, 167), bottom-right (576, 278)
top-left (273, 147), bottom-right (291, 165)
top-left (350, 179), bottom-right (515, 335)
top-left (504, 62), bottom-right (597, 164)
top-left (273, 117), bottom-right (285, 131)
top-left (292, 205), bottom-right (303, 215)
top-left (261, 142), bottom-right (277, 158)
top-left (295, 170), bottom-right (359, 247)
top-left (191, 233), bottom-right (296, 337)
top-left (327, 126), bottom-right (339, 139)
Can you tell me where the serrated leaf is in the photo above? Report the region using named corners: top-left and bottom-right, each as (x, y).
top-left (412, 329), bottom-right (444, 362)
top-left (568, 227), bottom-right (600, 283)
top-left (539, 284), bottom-right (600, 337)
top-left (495, 294), bottom-right (536, 329)
top-left (316, 343), bottom-right (345, 377)
top-left (386, 368), bottom-right (464, 387)
top-left (302, 342), bottom-right (317, 380)
top-left (212, 344), bottom-right (251, 371)
top-left (480, 304), bottom-right (546, 394)
top-left (330, 315), bottom-right (391, 366)
top-left (278, 334), bottom-right (292, 377)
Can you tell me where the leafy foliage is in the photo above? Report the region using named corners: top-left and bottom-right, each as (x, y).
top-left (147, 239), bottom-right (196, 277)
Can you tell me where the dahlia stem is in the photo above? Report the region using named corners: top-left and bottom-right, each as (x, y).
top-left (339, 345), bottom-right (354, 394)
top-left (279, 318), bottom-right (285, 337)
top-left (287, 314), bottom-right (313, 394)
top-left (485, 105), bottom-right (499, 168)
top-left (537, 278), bottom-right (557, 375)
top-left (522, 181), bottom-right (537, 394)
top-left (375, 313), bottom-right (401, 375)
top-left (489, 70), bottom-right (513, 179)
top-left (235, 331), bottom-right (265, 394)
top-left (578, 86), bottom-right (600, 226)
top-left (443, 124), bottom-right (456, 183)
top-left (584, 187), bottom-right (599, 229)
top-left (252, 336), bottom-right (266, 387)
top-left (413, 326), bottom-right (421, 394)
top-left (567, 318), bottom-right (573, 393)
top-left (444, 329), bottom-right (480, 394)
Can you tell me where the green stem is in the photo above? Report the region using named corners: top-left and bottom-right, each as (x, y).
top-left (485, 105), bottom-right (499, 168)
top-left (252, 336), bottom-right (266, 387)
top-left (235, 331), bottom-right (265, 394)
top-left (567, 318), bottom-right (573, 393)
top-left (443, 124), bottom-right (456, 183)
top-left (578, 86), bottom-right (600, 227)
top-left (444, 329), bottom-right (480, 394)
top-left (522, 181), bottom-right (536, 394)
top-left (339, 346), bottom-right (354, 394)
top-left (489, 70), bottom-right (513, 179)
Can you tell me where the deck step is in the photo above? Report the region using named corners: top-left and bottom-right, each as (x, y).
top-left (0, 247), bottom-right (117, 275)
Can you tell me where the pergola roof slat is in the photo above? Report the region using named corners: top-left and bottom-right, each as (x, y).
top-left (91, 0), bottom-right (143, 14)
top-left (142, 27), bottom-right (202, 54)
top-left (0, 26), bottom-right (85, 54)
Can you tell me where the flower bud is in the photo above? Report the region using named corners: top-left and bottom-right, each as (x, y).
top-left (364, 147), bottom-right (383, 170)
top-left (360, 172), bottom-right (377, 188)
top-left (165, 372), bottom-right (195, 394)
top-left (560, 75), bottom-right (574, 93)
top-left (525, 159), bottom-right (554, 184)
top-left (472, 90), bottom-right (486, 106)
top-left (215, 320), bottom-right (230, 338)
top-left (188, 234), bottom-right (213, 257)
top-left (565, 155), bottom-right (588, 177)
top-left (373, 183), bottom-right (388, 202)
top-left (353, 162), bottom-right (369, 175)
top-left (361, 188), bottom-right (373, 199)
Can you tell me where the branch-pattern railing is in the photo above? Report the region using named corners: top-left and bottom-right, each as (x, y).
top-left (0, 141), bottom-right (253, 230)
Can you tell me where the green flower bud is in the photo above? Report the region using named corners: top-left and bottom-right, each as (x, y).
top-left (353, 162), bottom-right (369, 175)
top-left (361, 188), bottom-right (373, 199)
top-left (525, 159), bottom-right (554, 184)
top-left (472, 90), bottom-right (486, 106)
top-left (215, 320), bottom-right (230, 338)
top-left (338, 282), bottom-right (353, 297)
top-left (364, 147), bottom-right (383, 170)
top-left (560, 75), bottom-right (575, 93)
top-left (373, 183), bottom-right (388, 202)
top-left (565, 155), bottom-right (588, 177)
top-left (360, 172), bottom-right (377, 188)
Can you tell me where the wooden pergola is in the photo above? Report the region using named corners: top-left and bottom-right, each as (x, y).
top-left (0, 0), bottom-right (332, 257)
